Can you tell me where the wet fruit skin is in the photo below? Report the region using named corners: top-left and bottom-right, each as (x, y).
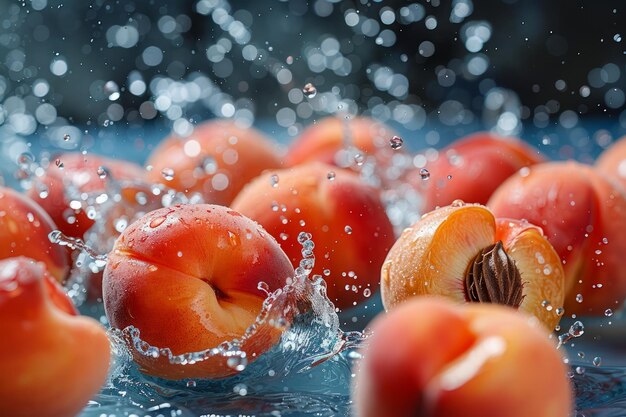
top-left (0, 257), bottom-right (110, 417)
top-left (352, 297), bottom-right (573, 417)
top-left (28, 152), bottom-right (146, 239)
top-left (285, 116), bottom-right (399, 168)
top-left (0, 187), bottom-right (69, 282)
top-left (409, 132), bottom-right (545, 212)
top-left (596, 135), bottom-right (626, 190)
top-left (103, 204), bottom-right (295, 380)
top-left (146, 119), bottom-right (284, 206)
top-left (232, 162), bottom-right (396, 310)
top-left (381, 203), bottom-right (564, 329)
top-left (488, 161), bottom-right (626, 315)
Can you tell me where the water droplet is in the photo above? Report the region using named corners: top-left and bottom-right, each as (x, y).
top-left (161, 168), bottom-right (175, 181)
top-left (593, 356), bottom-right (602, 367)
top-left (447, 175), bottom-right (453, 180)
top-left (569, 320), bottom-right (585, 337)
top-left (202, 157), bottom-right (217, 174)
top-left (257, 281), bottom-right (270, 295)
top-left (302, 83), bottom-right (317, 98)
top-left (576, 293), bottom-right (584, 303)
top-left (451, 199), bottom-right (465, 207)
top-left (353, 153), bottom-right (364, 166)
top-left (614, 33), bottom-right (622, 43)
top-left (270, 174), bottom-right (279, 188)
top-left (149, 216), bottom-right (166, 228)
top-left (226, 354), bottom-right (248, 371)
top-left (55, 159), bottom-right (63, 168)
top-left (605, 308), bottom-right (613, 317)
top-left (344, 225), bottom-right (352, 234)
top-left (96, 166), bottom-right (107, 179)
top-left (389, 135), bottom-right (403, 150)
top-left (63, 134), bottom-right (70, 141)
top-left (233, 383), bottom-right (248, 396)
top-left (186, 380), bottom-right (197, 388)
top-left (363, 288), bottom-right (371, 297)
top-left (575, 366), bottom-right (585, 375)
top-left (327, 171), bottom-right (336, 181)
top-left (17, 152), bottom-right (33, 166)
top-left (419, 168), bottom-right (430, 180)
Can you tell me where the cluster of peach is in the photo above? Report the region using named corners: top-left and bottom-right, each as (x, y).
top-left (2, 114), bottom-right (626, 416)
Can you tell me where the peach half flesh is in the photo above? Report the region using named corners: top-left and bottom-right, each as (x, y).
top-left (103, 204), bottom-right (295, 380)
top-left (381, 203), bottom-right (565, 329)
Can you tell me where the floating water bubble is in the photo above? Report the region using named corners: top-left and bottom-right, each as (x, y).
top-left (161, 168), bottom-right (175, 181)
top-left (97, 166), bottom-right (108, 179)
top-left (605, 309), bottom-right (613, 317)
top-left (302, 83), bottom-right (317, 98)
top-left (419, 168), bottom-right (430, 180)
top-left (270, 174), bottom-right (279, 188)
top-left (389, 135), bottom-right (403, 150)
top-left (593, 356), bottom-right (602, 367)
top-left (576, 294), bottom-right (584, 303)
top-left (344, 225), bottom-right (352, 234)
top-left (63, 134), bottom-right (70, 141)
top-left (327, 171), bottom-right (336, 181)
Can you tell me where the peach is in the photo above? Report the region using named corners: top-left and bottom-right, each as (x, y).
top-left (146, 120), bottom-right (283, 206)
top-left (0, 187), bottom-right (68, 281)
top-left (381, 203), bottom-right (565, 329)
top-left (488, 162), bottom-right (626, 315)
top-left (285, 116), bottom-right (399, 168)
top-left (596, 135), bottom-right (626, 190)
top-left (0, 257), bottom-right (110, 417)
top-left (28, 152), bottom-right (146, 239)
top-left (409, 132), bottom-right (545, 212)
top-left (232, 162), bottom-right (396, 310)
top-left (103, 204), bottom-right (295, 380)
top-left (353, 297), bottom-right (572, 417)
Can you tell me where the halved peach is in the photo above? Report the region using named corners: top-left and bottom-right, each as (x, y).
top-left (381, 204), bottom-right (565, 329)
top-left (0, 257), bottom-right (110, 417)
top-left (353, 297), bottom-right (573, 417)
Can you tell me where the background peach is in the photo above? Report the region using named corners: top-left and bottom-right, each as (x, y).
top-left (596, 135), bottom-right (626, 190)
top-left (286, 116), bottom-right (399, 168)
top-left (489, 161), bottom-right (626, 315)
top-left (146, 120), bottom-right (283, 206)
top-left (232, 162), bottom-right (395, 310)
top-left (409, 132), bottom-right (545, 212)
top-left (0, 187), bottom-right (68, 281)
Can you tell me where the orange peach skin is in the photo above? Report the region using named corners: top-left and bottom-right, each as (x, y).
top-left (0, 257), bottom-right (110, 417)
top-left (410, 132), bottom-right (545, 212)
top-left (353, 297), bottom-right (572, 417)
top-left (597, 135), bottom-right (626, 190)
top-left (146, 120), bottom-right (283, 206)
top-left (28, 152), bottom-right (146, 239)
top-left (232, 162), bottom-right (396, 310)
top-left (103, 204), bottom-right (295, 380)
top-left (286, 116), bottom-right (399, 167)
top-left (0, 187), bottom-right (68, 281)
top-left (381, 204), bottom-right (564, 329)
top-left (489, 162), bottom-right (626, 315)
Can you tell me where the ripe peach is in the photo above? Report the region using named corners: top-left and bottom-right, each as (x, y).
top-left (409, 132), bottom-right (545, 212)
top-left (285, 116), bottom-right (399, 168)
top-left (596, 135), bottom-right (626, 190)
top-left (28, 152), bottom-right (146, 239)
top-left (0, 257), bottom-right (110, 417)
top-left (146, 120), bottom-right (283, 206)
top-left (381, 204), bottom-right (565, 329)
top-left (489, 162), bottom-right (626, 315)
top-left (103, 204), bottom-right (295, 380)
top-left (0, 187), bottom-right (68, 281)
top-left (353, 297), bottom-right (572, 417)
top-left (232, 162), bottom-right (396, 310)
